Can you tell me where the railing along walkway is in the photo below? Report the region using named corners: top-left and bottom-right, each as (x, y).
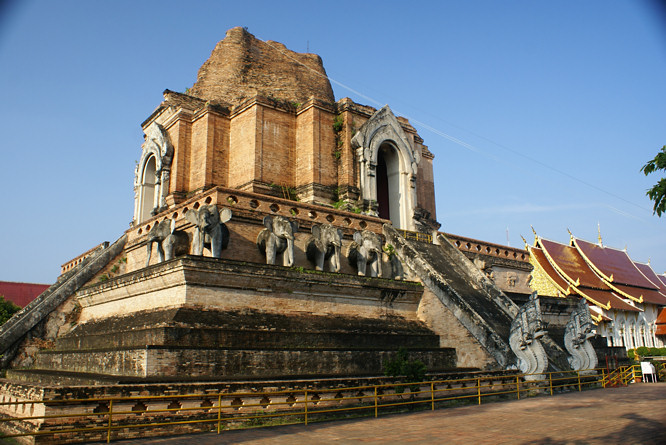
top-left (0, 366), bottom-right (655, 443)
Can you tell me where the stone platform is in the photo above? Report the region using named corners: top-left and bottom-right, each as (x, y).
top-left (8, 256), bottom-right (456, 384)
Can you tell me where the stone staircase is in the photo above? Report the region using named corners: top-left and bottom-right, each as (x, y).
top-left (383, 226), bottom-right (570, 371)
top-left (0, 235), bottom-right (127, 367)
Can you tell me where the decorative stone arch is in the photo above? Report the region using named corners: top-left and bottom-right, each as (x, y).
top-left (133, 123), bottom-right (173, 223)
top-left (351, 105), bottom-right (420, 230)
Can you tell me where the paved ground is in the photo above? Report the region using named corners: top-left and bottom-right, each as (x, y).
top-left (109, 383), bottom-right (665, 445)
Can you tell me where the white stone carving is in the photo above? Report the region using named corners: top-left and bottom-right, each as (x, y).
top-left (134, 122), bottom-right (174, 223)
top-left (564, 298), bottom-right (598, 373)
top-left (351, 105), bottom-right (419, 230)
top-left (509, 292), bottom-right (548, 380)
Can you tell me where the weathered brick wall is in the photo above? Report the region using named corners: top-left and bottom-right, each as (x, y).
top-left (256, 106), bottom-right (295, 187)
top-left (189, 27), bottom-right (335, 107)
top-left (228, 105), bottom-right (257, 190)
top-left (417, 288), bottom-right (496, 369)
top-left (166, 117), bottom-right (193, 196)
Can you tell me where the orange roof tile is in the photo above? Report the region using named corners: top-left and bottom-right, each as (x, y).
top-left (657, 308), bottom-right (666, 335)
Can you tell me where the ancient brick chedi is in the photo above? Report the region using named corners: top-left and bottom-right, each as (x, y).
top-left (135, 26), bottom-right (437, 232)
top-left (189, 27), bottom-right (335, 107)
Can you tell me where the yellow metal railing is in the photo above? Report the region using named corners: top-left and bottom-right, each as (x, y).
top-left (0, 367), bottom-right (643, 443)
top-left (399, 230), bottom-right (432, 243)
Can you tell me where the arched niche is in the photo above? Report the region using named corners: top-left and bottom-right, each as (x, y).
top-left (133, 122), bottom-right (173, 223)
top-left (376, 142), bottom-right (403, 227)
top-left (138, 156), bottom-right (157, 222)
top-left (351, 105), bottom-right (420, 230)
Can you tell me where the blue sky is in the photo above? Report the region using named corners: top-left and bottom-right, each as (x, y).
top-left (1, 0), bottom-right (665, 284)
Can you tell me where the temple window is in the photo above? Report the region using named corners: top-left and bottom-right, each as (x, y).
top-left (138, 156), bottom-right (157, 222)
top-left (376, 143), bottom-right (401, 227)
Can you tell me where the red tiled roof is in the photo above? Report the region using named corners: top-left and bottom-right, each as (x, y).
top-left (530, 237), bottom-right (643, 313)
top-left (539, 239), bottom-right (608, 289)
top-left (612, 283), bottom-right (666, 306)
top-left (0, 281), bottom-right (50, 307)
top-left (573, 238), bottom-right (658, 289)
top-left (659, 275), bottom-right (666, 288)
top-left (573, 287), bottom-right (641, 312)
top-left (633, 262), bottom-right (666, 292)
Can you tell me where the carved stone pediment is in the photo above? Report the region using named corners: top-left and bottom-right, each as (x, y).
top-left (351, 105), bottom-right (420, 171)
top-left (350, 105), bottom-right (420, 230)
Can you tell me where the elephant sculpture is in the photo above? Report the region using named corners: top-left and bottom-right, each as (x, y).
top-left (306, 223), bottom-right (343, 272)
top-left (347, 230), bottom-right (383, 277)
top-left (385, 250), bottom-right (404, 280)
top-left (185, 205), bottom-right (232, 258)
top-left (257, 215), bottom-right (299, 266)
top-left (145, 219), bottom-right (189, 266)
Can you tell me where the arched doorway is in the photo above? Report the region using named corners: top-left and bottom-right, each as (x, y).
top-left (139, 156), bottom-right (157, 222)
top-left (376, 143), bottom-right (401, 228)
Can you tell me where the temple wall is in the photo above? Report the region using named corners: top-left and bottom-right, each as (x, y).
top-left (417, 288), bottom-right (496, 369)
top-left (228, 106), bottom-right (256, 190)
top-left (256, 106), bottom-right (295, 186)
top-left (166, 117), bottom-right (192, 196)
top-left (76, 258), bottom-right (423, 323)
top-left (124, 186), bottom-right (389, 277)
top-left (417, 149), bottom-right (437, 219)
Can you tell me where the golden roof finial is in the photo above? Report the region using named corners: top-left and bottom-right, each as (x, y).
top-left (597, 222), bottom-right (602, 246)
top-left (530, 225), bottom-right (538, 245)
top-left (520, 235), bottom-right (530, 250)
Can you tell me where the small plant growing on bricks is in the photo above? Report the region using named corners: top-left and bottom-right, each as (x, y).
top-left (384, 347), bottom-right (427, 393)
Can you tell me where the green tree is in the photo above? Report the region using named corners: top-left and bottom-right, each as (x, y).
top-left (641, 145), bottom-right (666, 216)
top-left (0, 295), bottom-right (21, 325)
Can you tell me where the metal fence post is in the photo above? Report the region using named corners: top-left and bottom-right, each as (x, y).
top-left (477, 378), bottom-right (481, 405)
top-left (217, 394), bottom-right (222, 434)
top-left (548, 372), bottom-right (553, 396)
top-left (374, 386), bottom-right (378, 418)
top-left (577, 371), bottom-right (582, 391)
top-left (516, 376), bottom-right (520, 400)
top-left (304, 390), bottom-right (308, 426)
top-left (107, 399), bottom-right (113, 443)
top-left (430, 382), bottom-right (435, 411)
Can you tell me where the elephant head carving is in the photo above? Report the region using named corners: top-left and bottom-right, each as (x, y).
top-left (347, 230), bottom-right (383, 277)
top-left (185, 205), bottom-right (232, 258)
top-left (146, 219), bottom-right (189, 267)
top-left (257, 215), bottom-right (299, 266)
top-left (306, 224), bottom-right (343, 272)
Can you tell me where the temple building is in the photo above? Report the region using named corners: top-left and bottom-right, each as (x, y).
top-left (527, 231), bottom-right (666, 349)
